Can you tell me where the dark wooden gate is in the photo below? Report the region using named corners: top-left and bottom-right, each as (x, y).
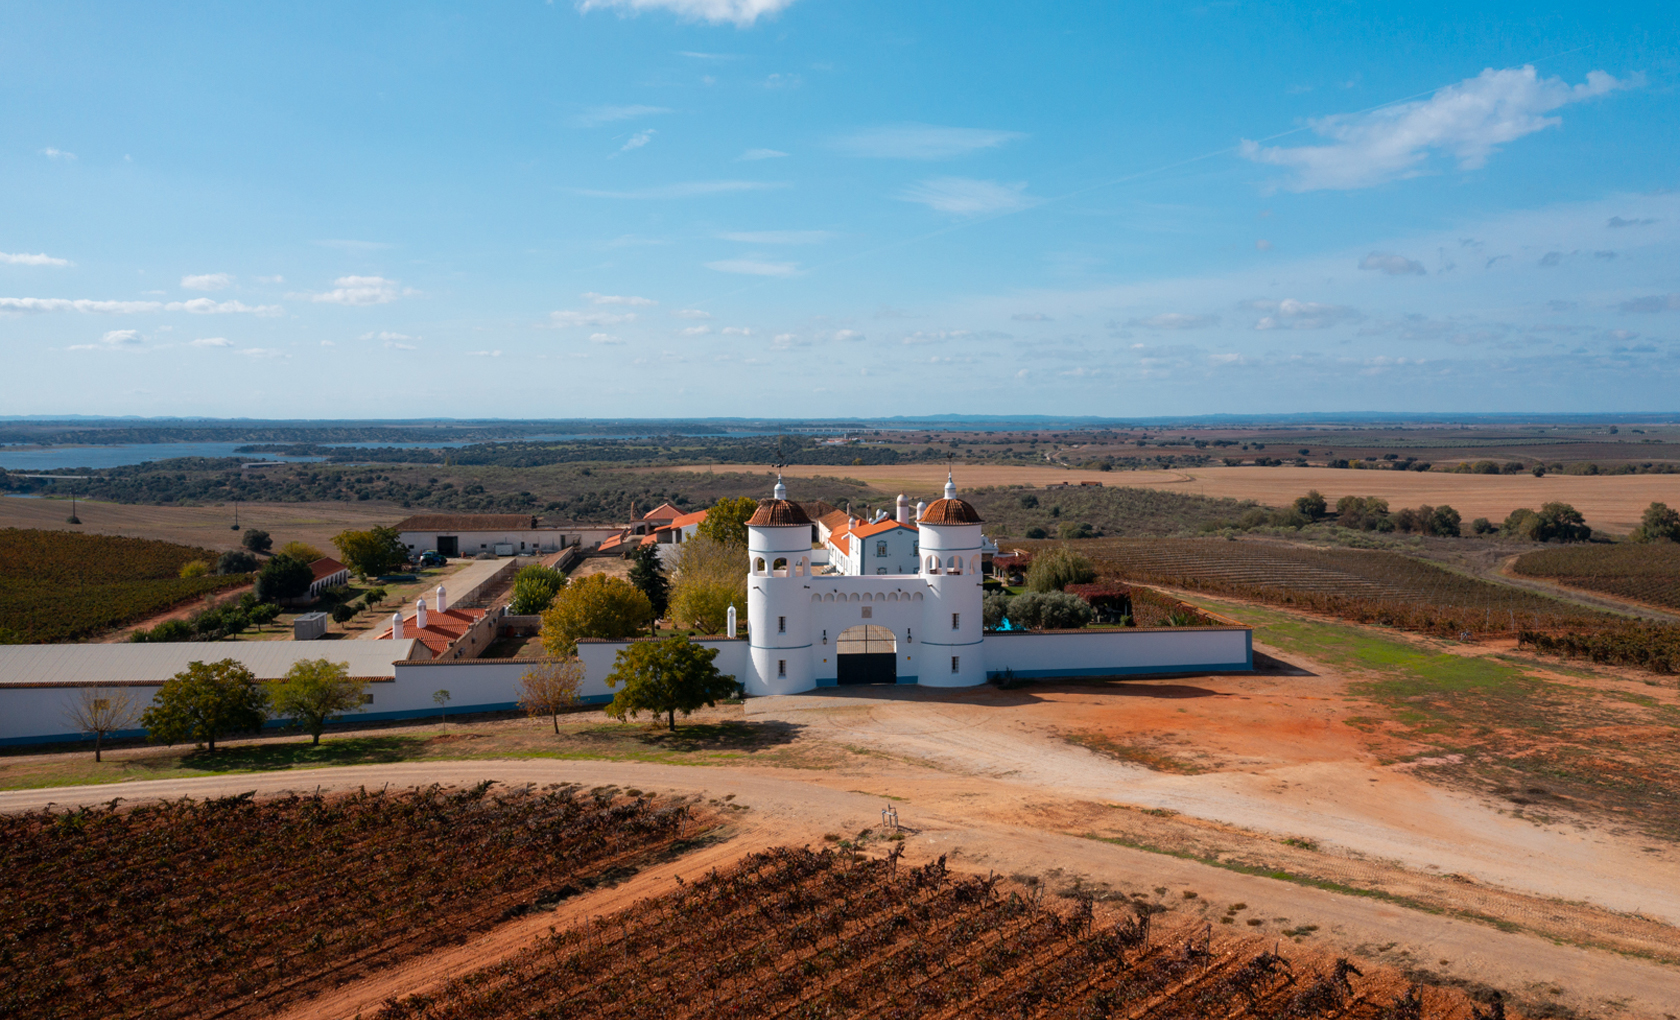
top-left (835, 625), bottom-right (897, 685)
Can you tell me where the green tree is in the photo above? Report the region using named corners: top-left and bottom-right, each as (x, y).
top-left (250, 602), bottom-right (282, 631)
top-left (667, 535), bottom-right (746, 633)
top-left (695, 497), bottom-right (759, 547)
top-left (332, 526), bottom-right (407, 578)
top-left (140, 658), bottom-right (269, 753)
top-left (278, 540), bottom-right (325, 562)
top-left (1025, 546), bottom-right (1097, 592)
top-left (628, 543), bottom-right (671, 621)
top-left (1536, 501), bottom-right (1591, 542)
top-left (540, 573), bottom-right (653, 656)
top-left (510, 564), bottom-right (566, 615)
top-left (1500, 507), bottom-right (1543, 541)
top-left (255, 553), bottom-right (314, 603)
top-left (519, 658), bottom-right (585, 734)
top-left (1428, 504), bottom-right (1463, 538)
top-left (217, 549), bottom-right (259, 574)
top-left (603, 635), bottom-right (738, 731)
top-left (265, 658), bottom-right (366, 745)
top-left (1631, 501), bottom-right (1680, 543)
top-left (241, 529), bottom-right (272, 554)
top-left (1005, 590), bottom-right (1093, 630)
top-left (1293, 490), bottom-right (1327, 520)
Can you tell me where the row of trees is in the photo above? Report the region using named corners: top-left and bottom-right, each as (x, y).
top-left (68, 657), bottom-right (369, 759)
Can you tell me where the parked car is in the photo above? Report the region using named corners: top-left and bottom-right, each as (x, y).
top-left (418, 550), bottom-right (447, 567)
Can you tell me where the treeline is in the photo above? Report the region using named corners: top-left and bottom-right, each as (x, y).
top-left (970, 486), bottom-right (1260, 540)
top-left (1204, 490), bottom-right (1618, 541)
top-left (0, 423), bottom-right (558, 447)
top-left (234, 435), bottom-right (932, 468)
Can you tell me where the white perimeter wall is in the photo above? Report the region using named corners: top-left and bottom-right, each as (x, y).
top-left (576, 639), bottom-right (751, 703)
top-left (982, 627), bottom-right (1252, 678)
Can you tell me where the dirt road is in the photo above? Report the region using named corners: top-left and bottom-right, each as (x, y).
top-left (8, 760), bottom-right (1676, 1020)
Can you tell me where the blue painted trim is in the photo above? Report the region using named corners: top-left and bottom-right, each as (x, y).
top-left (749, 642), bottom-right (814, 651)
top-left (919, 639), bottom-right (984, 648)
top-left (812, 675), bottom-right (918, 688)
top-left (984, 662), bottom-right (1251, 679)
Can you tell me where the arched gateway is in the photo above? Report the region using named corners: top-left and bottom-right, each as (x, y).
top-left (835, 624), bottom-right (897, 685)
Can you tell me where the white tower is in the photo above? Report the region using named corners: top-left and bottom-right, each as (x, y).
top-left (744, 476), bottom-right (817, 696)
top-left (917, 472), bottom-right (986, 687)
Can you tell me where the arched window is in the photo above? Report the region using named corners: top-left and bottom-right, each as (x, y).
top-left (753, 557), bottom-right (767, 575)
top-left (772, 557), bottom-right (788, 576)
top-left (811, 594), bottom-right (822, 602)
top-left (823, 593), bottom-right (835, 602)
top-left (913, 592), bottom-right (924, 601)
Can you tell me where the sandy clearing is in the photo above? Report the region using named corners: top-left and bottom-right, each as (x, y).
top-left (7, 760), bottom-right (1676, 1020)
top-left (663, 463), bottom-right (1680, 534)
top-left (0, 497), bottom-right (408, 552)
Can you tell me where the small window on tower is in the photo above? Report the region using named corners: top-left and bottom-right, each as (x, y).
top-left (777, 616), bottom-right (786, 634)
top-left (777, 659), bottom-right (787, 677)
top-left (952, 613), bottom-right (960, 630)
top-left (951, 656), bottom-right (960, 674)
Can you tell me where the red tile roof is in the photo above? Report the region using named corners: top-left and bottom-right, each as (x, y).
top-left (746, 499), bottom-right (814, 527)
top-left (377, 607), bottom-right (488, 656)
top-left (920, 497), bottom-right (983, 524)
top-left (641, 502), bottom-right (683, 522)
top-left (308, 557), bottom-right (349, 582)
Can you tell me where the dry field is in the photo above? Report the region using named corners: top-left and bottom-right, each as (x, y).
top-left (687, 463), bottom-right (1680, 534)
top-left (0, 497), bottom-right (408, 553)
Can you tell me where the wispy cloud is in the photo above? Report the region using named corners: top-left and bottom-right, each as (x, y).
top-left (831, 123), bottom-right (1025, 160)
top-left (181, 273), bottom-right (232, 291)
top-left (704, 259), bottom-right (799, 277)
top-left (0, 251), bottom-right (72, 267)
top-left (616, 129), bottom-right (656, 154)
top-left (589, 332), bottom-right (627, 345)
top-left (572, 180), bottom-right (788, 199)
top-left (382, 340), bottom-right (416, 351)
top-left (40, 147), bottom-right (76, 160)
top-left (1241, 66), bottom-right (1634, 191)
top-left (673, 309), bottom-right (711, 319)
top-left (1127, 313), bottom-right (1219, 330)
top-left (573, 104), bottom-right (672, 127)
top-left (897, 178), bottom-right (1038, 216)
top-left (1248, 298), bottom-right (1362, 330)
top-left (720, 326), bottom-right (752, 336)
top-left (240, 347), bottom-right (290, 359)
top-left (1358, 252), bottom-right (1426, 275)
top-left (1011, 312), bottom-right (1051, 322)
top-left (717, 230), bottom-right (832, 244)
top-left (1619, 294), bottom-right (1680, 313)
top-left (902, 330), bottom-right (970, 345)
top-left (65, 329), bottom-right (144, 352)
top-left (470, 349), bottom-right (503, 357)
top-left (737, 148), bottom-right (788, 161)
top-left (2, 297), bottom-right (279, 315)
top-left (574, 0), bottom-right (797, 28)
top-left (360, 331), bottom-right (418, 342)
top-left (189, 337), bottom-right (233, 347)
top-left (550, 309), bottom-right (637, 328)
top-left (678, 325), bottom-right (712, 336)
top-left (305, 276), bottom-right (401, 305)
top-left (1607, 216), bottom-right (1657, 228)
top-left (584, 292), bottom-right (656, 306)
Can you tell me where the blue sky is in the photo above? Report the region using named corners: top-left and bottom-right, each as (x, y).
top-left (2, 0), bottom-right (1677, 418)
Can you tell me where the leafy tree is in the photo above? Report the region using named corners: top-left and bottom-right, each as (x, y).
top-left (603, 636), bottom-right (738, 731)
top-left (241, 529), bottom-right (272, 554)
top-left (510, 564), bottom-right (566, 615)
top-left (695, 497), bottom-right (759, 547)
top-left (628, 543), bottom-right (670, 621)
top-left (1023, 526), bottom-right (1048, 539)
top-left (217, 549), bottom-right (259, 574)
top-left (1057, 521), bottom-right (1095, 540)
top-left (330, 603), bottom-right (356, 624)
top-left (332, 526), bottom-right (407, 578)
top-left (140, 658), bottom-right (269, 753)
top-left (250, 602), bottom-right (283, 631)
top-left (1429, 504), bottom-right (1462, 537)
top-left (1536, 501), bottom-right (1591, 542)
top-left (1631, 501), bottom-right (1680, 543)
top-left (519, 658), bottom-right (585, 734)
top-left (982, 591), bottom-right (1013, 630)
top-left (1471, 517), bottom-right (1494, 535)
top-left (1500, 507), bottom-right (1542, 541)
top-left (1026, 546), bottom-right (1097, 592)
top-left (63, 687), bottom-right (138, 762)
top-left (279, 540), bottom-right (325, 562)
top-left (264, 658), bottom-right (365, 745)
top-left (540, 573), bottom-right (653, 656)
top-left (1335, 495), bottom-right (1392, 531)
top-left (1293, 490), bottom-right (1327, 519)
top-left (1002, 590), bottom-right (1093, 630)
top-left (255, 553), bottom-right (314, 603)
top-left (668, 535), bottom-right (745, 633)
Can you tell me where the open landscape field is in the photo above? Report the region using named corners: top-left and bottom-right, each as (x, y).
top-left (1512, 543), bottom-right (1680, 613)
top-left (0, 497), bottom-right (407, 553)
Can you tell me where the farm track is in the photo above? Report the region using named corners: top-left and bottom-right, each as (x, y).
top-left (6, 761), bottom-right (1677, 1019)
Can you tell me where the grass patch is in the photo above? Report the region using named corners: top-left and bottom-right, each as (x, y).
top-left (1064, 730), bottom-right (1206, 774)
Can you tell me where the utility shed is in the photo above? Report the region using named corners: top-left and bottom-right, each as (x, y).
top-left (294, 612), bottom-right (330, 641)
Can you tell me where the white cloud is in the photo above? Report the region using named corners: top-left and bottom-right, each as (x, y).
top-left (40, 147), bottom-right (76, 160)
top-left (617, 129), bottom-right (656, 154)
top-left (679, 325), bottom-right (712, 336)
top-left (902, 330), bottom-right (970, 345)
top-left (102, 329), bottom-right (142, 345)
top-left (181, 273), bottom-right (232, 291)
top-left (704, 259), bottom-right (799, 277)
top-left (1011, 312), bottom-right (1051, 321)
top-left (383, 340), bottom-right (416, 351)
top-left (549, 309), bottom-right (636, 328)
top-left (470, 349), bottom-right (503, 357)
top-left (720, 326), bottom-right (752, 336)
top-left (672, 308), bottom-right (712, 319)
top-left (240, 347), bottom-right (289, 359)
top-left (1619, 294), bottom-right (1680, 313)
top-left (831, 123), bottom-right (1025, 160)
top-left (898, 177), bottom-right (1038, 216)
top-left (573, 104), bottom-right (673, 127)
top-left (304, 276), bottom-right (400, 305)
top-left (738, 148), bottom-right (788, 161)
top-left (0, 297), bottom-right (278, 315)
top-left (829, 329), bottom-right (864, 342)
top-left (0, 251), bottom-right (71, 267)
top-left (1359, 252), bottom-right (1427, 275)
top-left (1249, 298), bottom-right (1362, 330)
top-left (763, 73), bottom-right (800, 89)
top-left (717, 230), bottom-right (832, 244)
top-left (590, 332), bottom-right (627, 345)
top-left (573, 180), bottom-right (789, 199)
top-left (320, 339), bottom-right (335, 346)
top-left (189, 337), bottom-right (233, 347)
top-left (574, 0), bottom-right (797, 28)
top-left (1128, 313), bottom-right (1220, 329)
top-left (1241, 66), bottom-right (1633, 191)
top-left (360, 331), bottom-right (418, 342)
top-left (771, 333), bottom-right (803, 348)
top-left (583, 292), bottom-right (656, 306)
top-left (257, 275), bottom-right (286, 284)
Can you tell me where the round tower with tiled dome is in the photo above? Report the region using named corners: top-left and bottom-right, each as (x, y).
top-left (917, 472), bottom-right (986, 687)
top-left (744, 475), bottom-right (817, 695)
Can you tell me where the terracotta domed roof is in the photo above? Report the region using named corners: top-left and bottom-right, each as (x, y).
top-left (747, 500), bottom-right (814, 527)
top-left (919, 498), bottom-right (982, 525)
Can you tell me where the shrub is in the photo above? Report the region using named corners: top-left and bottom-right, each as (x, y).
top-left (1026, 546), bottom-right (1097, 592)
top-left (1004, 590), bottom-right (1093, 630)
top-left (1631, 501), bottom-right (1680, 543)
top-left (1293, 490), bottom-right (1327, 519)
top-left (179, 560), bottom-right (210, 579)
top-left (278, 540), bottom-right (325, 563)
top-left (1058, 521), bottom-right (1096, 540)
top-left (217, 550), bottom-right (259, 574)
top-left (1024, 526), bottom-right (1048, 539)
top-left (241, 529), bottom-right (272, 554)
top-left (1471, 517), bottom-right (1494, 535)
top-left (330, 604), bottom-right (356, 624)
top-left (510, 565), bottom-right (566, 615)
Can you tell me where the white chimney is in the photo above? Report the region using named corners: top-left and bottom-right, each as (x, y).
top-left (391, 613), bottom-right (403, 640)
top-left (435, 584), bottom-right (448, 613)
top-left (896, 493), bottom-right (909, 525)
top-left (416, 597), bottom-right (428, 629)
top-left (915, 500), bottom-right (927, 520)
top-left (727, 605), bottom-right (737, 638)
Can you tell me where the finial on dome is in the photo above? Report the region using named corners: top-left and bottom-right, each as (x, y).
top-left (944, 471), bottom-right (956, 500)
top-left (773, 473), bottom-right (787, 501)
